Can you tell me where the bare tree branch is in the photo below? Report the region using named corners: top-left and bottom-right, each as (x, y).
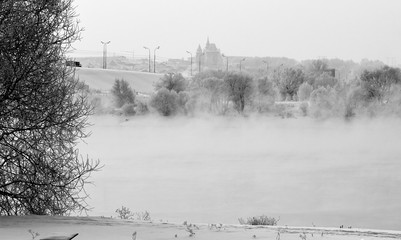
top-left (0, 0), bottom-right (101, 216)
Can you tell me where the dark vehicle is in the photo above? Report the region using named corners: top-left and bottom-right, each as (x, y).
top-left (66, 61), bottom-right (82, 67)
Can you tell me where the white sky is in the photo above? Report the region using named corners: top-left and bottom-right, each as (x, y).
top-left (70, 0), bottom-right (401, 64)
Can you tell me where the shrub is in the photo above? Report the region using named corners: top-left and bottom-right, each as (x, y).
top-left (183, 221), bottom-right (199, 237)
top-left (273, 67), bottom-right (305, 101)
top-left (28, 229), bottom-right (40, 240)
top-left (309, 86), bottom-right (345, 119)
top-left (224, 72), bottom-right (254, 113)
top-left (191, 70), bottom-right (226, 89)
top-left (314, 72), bottom-right (338, 89)
top-left (238, 215), bottom-right (280, 226)
top-left (90, 95), bottom-right (103, 114)
top-left (76, 81), bottom-right (90, 93)
top-left (88, 93), bottom-right (114, 115)
top-left (299, 101), bottom-right (309, 116)
top-left (121, 103), bottom-right (136, 116)
top-left (360, 65), bottom-right (401, 101)
top-left (177, 91), bottom-right (190, 114)
top-left (198, 77), bottom-right (230, 114)
top-left (297, 82), bottom-right (313, 101)
top-left (384, 85), bottom-right (401, 116)
top-left (155, 72), bottom-right (187, 93)
top-left (344, 86), bottom-right (366, 118)
top-left (357, 84), bottom-right (401, 118)
top-left (150, 88), bottom-right (179, 116)
top-left (134, 99), bottom-right (149, 115)
top-left (276, 104), bottom-right (294, 118)
top-left (112, 78), bottom-right (136, 108)
top-left (115, 206), bottom-right (134, 219)
top-left (255, 77), bottom-right (276, 112)
top-left (136, 211), bottom-right (151, 221)
top-left (115, 206), bottom-right (151, 221)
top-left (309, 87), bottom-right (333, 118)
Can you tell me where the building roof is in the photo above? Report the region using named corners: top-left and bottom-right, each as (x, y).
top-left (205, 43), bottom-right (219, 52)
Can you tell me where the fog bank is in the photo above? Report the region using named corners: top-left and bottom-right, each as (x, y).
top-left (79, 116), bottom-right (401, 230)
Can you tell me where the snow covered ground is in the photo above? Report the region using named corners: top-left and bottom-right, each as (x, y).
top-left (75, 67), bottom-right (161, 94)
top-left (1, 215), bottom-right (401, 240)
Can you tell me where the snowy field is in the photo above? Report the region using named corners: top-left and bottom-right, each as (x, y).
top-left (75, 68), bottom-right (161, 94)
top-left (2, 215), bottom-right (401, 240)
top-left (78, 115), bottom-right (401, 231)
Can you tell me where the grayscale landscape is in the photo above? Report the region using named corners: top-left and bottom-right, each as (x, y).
top-left (1, 0), bottom-right (401, 239)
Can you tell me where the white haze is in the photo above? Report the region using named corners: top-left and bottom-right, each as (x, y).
top-left (72, 0), bottom-right (401, 63)
top-left (79, 116), bottom-right (401, 230)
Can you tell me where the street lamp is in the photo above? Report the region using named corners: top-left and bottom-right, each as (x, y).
top-left (101, 41), bottom-right (111, 69)
top-left (143, 46), bottom-right (151, 72)
top-left (239, 58), bottom-right (246, 72)
top-left (186, 51), bottom-right (193, 76)
top-left (153, 46), bottom-right (160, 73)
top-left (222, 54), bottom-right (228, 72)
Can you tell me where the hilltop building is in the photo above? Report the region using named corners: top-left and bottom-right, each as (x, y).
top-left (195, 38), bottom-right (223, 70)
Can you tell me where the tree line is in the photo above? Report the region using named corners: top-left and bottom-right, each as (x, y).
top-left (110, 59), bottom-right (401, 119)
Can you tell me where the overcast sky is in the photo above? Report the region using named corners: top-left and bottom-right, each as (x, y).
top-left (70, 0), bottom-right (401, 64)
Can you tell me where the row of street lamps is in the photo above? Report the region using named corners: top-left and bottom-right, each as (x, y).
top-left (101, 41), bottom-right (160, 73)
top-left (101, 42), bottom-right (266, 75)
top-left (143, 46), bottom-right (160, 73)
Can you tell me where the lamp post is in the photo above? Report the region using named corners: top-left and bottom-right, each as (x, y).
top-left (186, 51), bottom-right (193, 76)
top-left (143, 46), bottom-right (151, 72)
top-left (101, 41), bottom-right (111, 69)
top-left (153, 46), bottom-right (160, 73)
top-left (222, 54), bottom-right (228, 72)
top-left (239, 58), bottom-right (246, 72)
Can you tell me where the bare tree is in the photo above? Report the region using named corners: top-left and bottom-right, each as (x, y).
top-left (273, 67), bottom-right (305, 100)
top-left (0, 0), bottom-right (101, 215)
top-left (201, 77), bottom-right (229, 114)
top-left (255, 77), bottom-right (276, 112)
top-left (224, 72), bottom-right (254, 113)
top-left (155, 72), bottom-right (187, 93)
top-left (360, 66), bottom-right (401, 101)
top-left (150, 88), bottom-right (179, 116)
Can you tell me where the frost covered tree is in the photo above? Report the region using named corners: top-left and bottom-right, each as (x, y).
top-left (273, 67), bottom-right (305, 100)
top-left (0, 0), bottom-right (101, 215)
top-left (155, 72), bottom-right (187, 93)
top-left (224, 72), bottom-right (254, 113)
top-left (360, 66), bottom-right (401, 101)
top-left (111, 78), bottom-right (136, 108)
top-left (150, 88), bottom-right (179, 116)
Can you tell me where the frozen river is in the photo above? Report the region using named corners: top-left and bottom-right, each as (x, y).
top-left (79, 116), bottom-right (401, 231)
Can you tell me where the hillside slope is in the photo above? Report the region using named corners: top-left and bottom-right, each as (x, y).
top-left (75, 68), bottom-right (162, 94)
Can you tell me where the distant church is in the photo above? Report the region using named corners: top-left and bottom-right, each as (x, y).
top-left (196, 37), bottom-right (223, 70)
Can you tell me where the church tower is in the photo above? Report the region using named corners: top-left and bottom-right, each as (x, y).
top-left (195, 44), bottom-right (203, 70)
top-left (195, 38), bottom-right (223, 71)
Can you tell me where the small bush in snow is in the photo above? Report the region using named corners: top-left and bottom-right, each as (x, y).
top-left (238, 215), bottom-right (280, 226)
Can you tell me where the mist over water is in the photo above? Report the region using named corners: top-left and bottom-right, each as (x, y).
top-left (79, 116), bottom-right (401, 230)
